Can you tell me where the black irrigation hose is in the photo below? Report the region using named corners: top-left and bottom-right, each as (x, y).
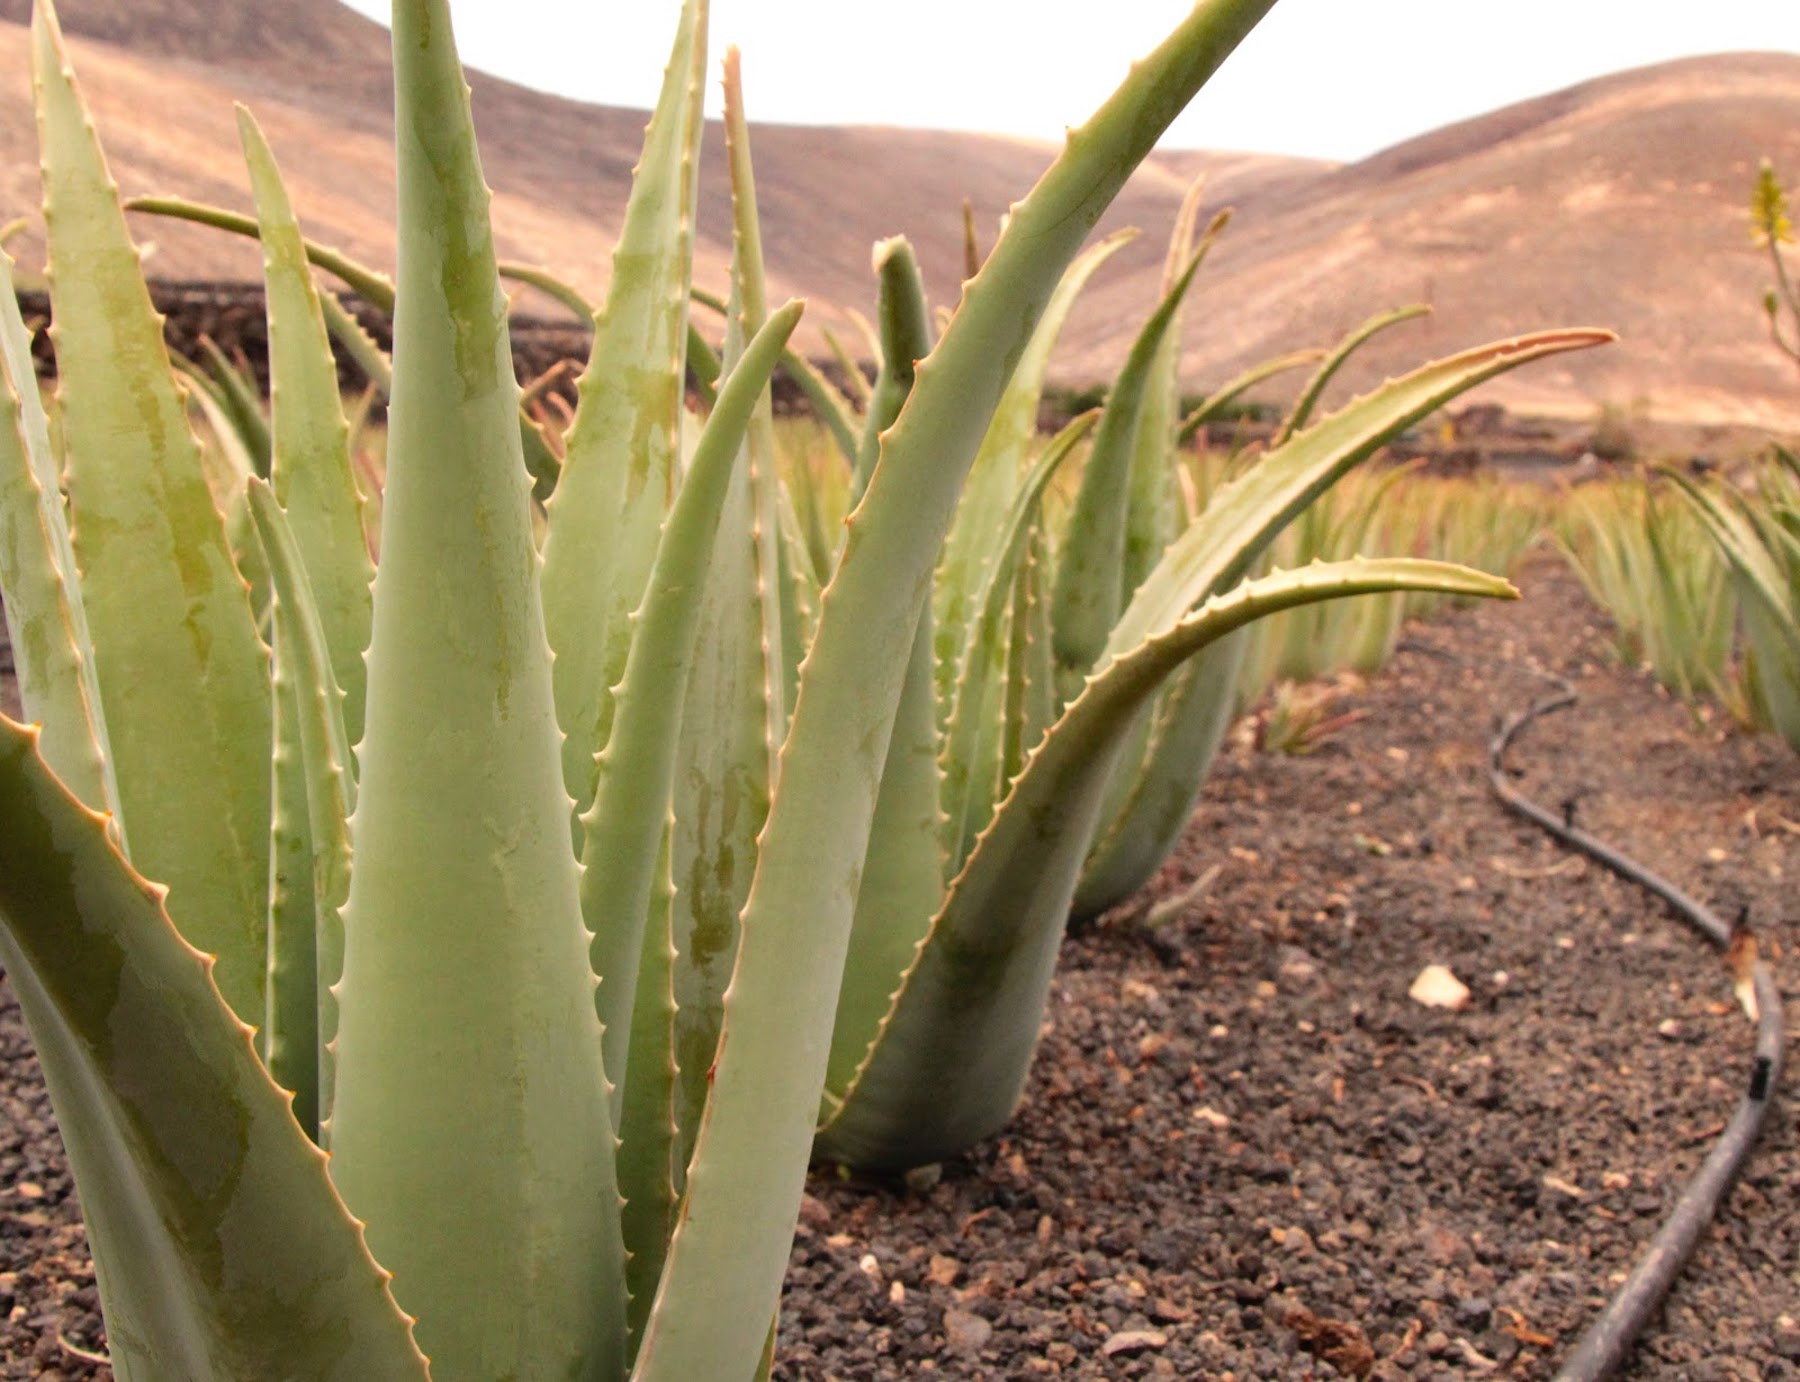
top-left (1487, 677), bottom-right (1786, 1382)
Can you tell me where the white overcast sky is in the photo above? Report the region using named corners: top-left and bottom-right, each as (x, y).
top-left (337, 1), bottom-right (1800, 163)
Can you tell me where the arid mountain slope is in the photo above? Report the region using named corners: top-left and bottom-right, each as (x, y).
top-left (2, 0), bottom-right (1797, 429)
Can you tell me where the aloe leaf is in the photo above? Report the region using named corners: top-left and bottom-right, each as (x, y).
top-left (125, 193), bottom-right (398, 310)
top-left (501, 259), bottom-right (598, 320)
top-left (1275, 303), bottom-right (1431, 445)
top-left (618, 828), bottom-right (681, 1356)
top-left (935, 228), bottom-right (1137, 699)
top-left (0, 247), bottom-right (116, 818)
top-left (540, 0), bottom-right (707, 817)
top-left (819, 558), bottom-right (1516, 1169)
top-left (583, 299), bottom-right (803, 1113)
top-left (1052, 241), bottom-right (1209, 702)
top-left (35, 0), bottom-right (273, 1026)
top-left (239, 107), bottom-right (376, 748)
top-left (1177, 346), bottom-right (1324, 444)
top-left (1072, 629), bottom-right (1243, 918)
top-left (0, 717), bottom-right (426, 1377)
top-left (1111, 330), bottom-right (1613, 660)
top-left (323, 2), bottom-right (624, 1372)
top-left (850, 236), bottom-right (934, 506)
top-left (197, 337), bottom-right (273, 477)
top-left (939, 412), bottom-right (1096, 871)
top-left (633, 7), bottom-right (1281, 1373)
top-left (660, 48), bottom-right (794, 1179)
top-left (319, 289), bottom-right (393, 397)
top-left (823, 608), bottom-right (946, 1107)
top-left (694, 284), bottom-right (860, 462)
top-left (1665, 469), bottom-right (1800, 745)
top-left (245, 479), bottom-right (355, 1141)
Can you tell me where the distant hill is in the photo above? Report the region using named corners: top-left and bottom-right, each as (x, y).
top-left (3, 0), bottom-right (1798, 431)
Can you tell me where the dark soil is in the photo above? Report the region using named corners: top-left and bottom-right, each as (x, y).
top-left (3, 556), bottom-right (1797, 1380)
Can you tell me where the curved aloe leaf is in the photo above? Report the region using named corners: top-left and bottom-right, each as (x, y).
top-left (818, 557), bottom-right (1515, 1169)
top-left (35, 0), bottom-right (273, 1026)
top-left (0, 718), bottom-right (425, 1378)
top-left (1274, 303), bottom-right (1431, 444)
top-left (1112, 330), bottom-right (1612, 660)
top-left (125, 193), bottom-right (398, 309)
top-left (633, 6), bottom-right (1282, 1374)
top-left (323, 2), bottom-right (624, 1373)
top-left (1179, 353), bottom-right (1323, 445)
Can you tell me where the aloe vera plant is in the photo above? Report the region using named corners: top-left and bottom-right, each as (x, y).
top-left (0, 0), bottom-right (1614, 1372)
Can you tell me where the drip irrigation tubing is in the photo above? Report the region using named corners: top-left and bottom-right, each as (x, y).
top-left (1487, 675), bottom-right (1786, 1382)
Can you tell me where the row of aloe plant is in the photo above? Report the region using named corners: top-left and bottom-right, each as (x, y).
top-left (0, 0), bottom-right (1607, 1374)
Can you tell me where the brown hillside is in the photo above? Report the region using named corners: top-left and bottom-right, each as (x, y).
top-left (2, 0), bottom-right (1798, 431)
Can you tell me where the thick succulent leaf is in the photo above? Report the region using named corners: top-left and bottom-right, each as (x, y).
top-left (197, 337), bottom-right (273, 478)
top-left (582, 299), bottom-right (803, 1113)
top-left (246, 481), bottom-right (356, 1142)
top-left (1072, 629), bottom-right (1243, 918)
top-left (823, 610), bottom-right (946, 1106)
top-left (850, 236), bottom-right (934, 506)
top-left (939, 413), bottom-right (1095, 871)
top-left (35, 0), bottom-right (273, 1026)
top-left (618, 831), bottom-right (681, 1357)
top-left (239, 107), bottom-right (375, 747)
top-left (0, 717), bottom-right (425, 1378)
top-left (818, 558), bottom-right (1516, 1170)
top-left (693, 284), bottom-right (860, 463)
top-left (1110, 329), bottom-right (1613, 661)
top-left (318, 290), bottom-right (393, 396)
top-left (540, 0), bottom-right (707, 816)
top-left (1051, 243), bottom-right (1208, 702)
top-left (632, 6), bottom-right (1281, 1373)
top-left (662, 48), bottom-right (792, 1178)
top-left (0, 247), bottom-right (116, 818)
top-left (323, 3), bottom-right (624, 1373)
top-left (935, 228), bottom-right (1136, 699)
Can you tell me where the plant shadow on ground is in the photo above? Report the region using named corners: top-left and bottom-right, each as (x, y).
top-left (3, 555), bottom-right (1797, 1380)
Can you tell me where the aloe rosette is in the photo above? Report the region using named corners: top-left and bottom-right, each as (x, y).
top-left (0, 0), bottom-right (1613, 1373)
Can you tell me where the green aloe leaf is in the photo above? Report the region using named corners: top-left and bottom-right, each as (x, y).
top-left (0, 718), bottom-right (425, 1378)
top-left (35, 0), bottom-right (272, 1026)
top-left (850, 236), bottom-right (934, 507)
top-left (323, 2), bottom-right (624, 1373)
top-left (0, 247), bottom-right (116, 819)
top-left (633, 6), bottom-right (1282, 1373)
top-left (540, 0), bottom-right (708, 817)
top-left (661, 46), bottom-right (794, 1186)
top-left (582, 298), bottom-right (804, 1112)
top-left (238, 106), bottom-right (375, 748)
top-left (1052, 238), bottom-right (1210, 702)
top-left (818, 557), bottom-right (1515, 1169)
top-left (935, 227), bottom-right (1136, 703)
top-left (1274, 303), bottom-right (1430, 445)
top-left (245, 479), bottom-right (356, 1143)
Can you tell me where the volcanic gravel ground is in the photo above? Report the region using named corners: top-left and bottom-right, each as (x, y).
top-left (2, 556), bottom-right (1797, 1379)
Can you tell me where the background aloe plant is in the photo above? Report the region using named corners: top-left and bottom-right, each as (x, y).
top-left (0, 0), bottom-right (1611, 1374)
